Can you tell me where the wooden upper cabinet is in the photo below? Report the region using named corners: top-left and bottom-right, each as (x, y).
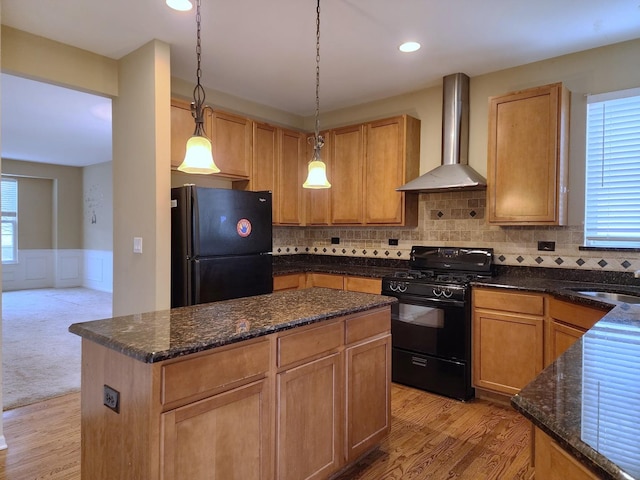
top-left (210, 111), bottom-right (252, 179)
top-left (278, 128), bottom-right (305, 225)
top-left (365, 115), bottom-right (420, 225)
top-left (305, 131), bottom-right (332, 226)
top-left (330, 124), bottom-right (365, 224)
top-left (487, 82), bottom-right (570, 225)
top-left (251, 121), bottom-right (278, 219)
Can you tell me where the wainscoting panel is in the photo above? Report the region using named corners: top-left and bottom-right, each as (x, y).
top-left (55, 250), bottom-right (83, 288)
top-left (83, 250), bottom-right (113, 293)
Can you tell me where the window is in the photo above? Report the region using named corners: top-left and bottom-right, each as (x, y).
top-left (1, 177), bottom-right (18, 263)
top-left (585, 88), bottom-right (640, 248)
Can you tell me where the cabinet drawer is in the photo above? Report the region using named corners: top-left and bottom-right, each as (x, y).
top-left (345, 276), bottom-right (382, 294)
top-left (473, 288), bottom-right (544, 316)
top-left (273, 273), bottom-right (305, 291)
top-left (345, 308), bottom-right (390, 344)
top-left (277, 321), bottom-right (343, 368)
top-left (162, 339), bottom-right (270, 405)
top-left (548, 298), bottom-right (609, 331)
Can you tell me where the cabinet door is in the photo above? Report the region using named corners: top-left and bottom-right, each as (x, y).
top-left (252, 122), bottom-right (278, 220)
top-left (305, 131), bottom-right (331, 225)
top-left (345, 335), bottom-right (391, 461)
top-left (473, 309), bottom-right (544, 395)
top-left (487, 83), bottom-right (569, 225)
top-left (211, 110), bottom-right (252, 179)
top-left (549, 320), bottom-right (585, 363)
top-left (534, 427), bottom-right (600, 480)
top-left (364, 117), bottom-right (404, 224)
top-left (278, 129), bottom-right (305, 225)
top-left (330, 125), bottom-right (364, 224)
top-left (276, 353), bottom-right (342, 480)
top-left (161, 379), bottom-right (270, 480)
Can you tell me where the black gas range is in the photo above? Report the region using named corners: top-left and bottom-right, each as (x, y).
top-left (382, 246), bottom-right (493, 400)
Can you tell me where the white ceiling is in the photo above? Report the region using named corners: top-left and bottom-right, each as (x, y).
top-left (2, 0), bottom-right (640, 167)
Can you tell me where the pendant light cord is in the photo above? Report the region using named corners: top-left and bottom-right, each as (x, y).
top-left (192, 0), bottom-right (207, 137)
top-left (312, 0), bottom-right (324, 159)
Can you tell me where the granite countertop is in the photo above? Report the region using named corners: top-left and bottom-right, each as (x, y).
top-left (69, 288), bottom-right (396, 364)
top-left (478, 275), bottom-right (640, 479)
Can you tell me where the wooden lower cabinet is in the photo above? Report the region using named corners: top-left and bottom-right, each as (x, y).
top-left (546, 297), bottom-right (610, 366)
top-left (161, 380), bottom-right (270, 480)
top-left (472, 288), bottom-right (545, 396)
top-left (345, 334), bottom-right (391, 461)
top-left (534, 427), bottom-right (599, 479)
top-left (307, 272), bottom-right (345, 290)
top-left (276, 353), bottom-right (342, 480)
top-left (344, 276), bottom-right (382, 294)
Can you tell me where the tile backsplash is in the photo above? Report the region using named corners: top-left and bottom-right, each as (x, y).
top-left (273, 190), bottom-right (640, 273)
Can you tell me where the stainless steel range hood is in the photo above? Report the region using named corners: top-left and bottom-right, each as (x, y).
top-left (397, 73), bottom-right (486, 193)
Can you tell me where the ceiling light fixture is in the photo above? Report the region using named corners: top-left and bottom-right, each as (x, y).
top-left (303, 0), bottom-right (331, 189)
top-left (166, 0), bottom-right (193, 12)
top-left (399, 41), bottom-right (421, 53)
top-left (177, 0), bottom-right (220, 175)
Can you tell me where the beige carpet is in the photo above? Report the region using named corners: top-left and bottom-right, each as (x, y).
top-left (2, 287), bottom-right (112, 410)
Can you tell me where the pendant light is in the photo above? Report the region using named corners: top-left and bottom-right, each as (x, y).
top-left (177, 0), bottom-right (220, 175)
top-left (303, 0), bottom-right (331, 189)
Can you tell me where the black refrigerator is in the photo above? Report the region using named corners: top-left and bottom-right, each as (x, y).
top-left (171, 185), bottom-right (273, 308)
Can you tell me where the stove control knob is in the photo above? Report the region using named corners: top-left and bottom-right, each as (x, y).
top-left (389, 281), bottom-right (398, 292)
top-left (442, 288), bottom-right (453, 298)
top-left (398, 282), bottom-right (408, 293)
top-left (433, 288), bottom-right (442, 297)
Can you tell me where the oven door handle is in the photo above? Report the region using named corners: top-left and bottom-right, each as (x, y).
top-left (384, 292), bottom-right (466, 309)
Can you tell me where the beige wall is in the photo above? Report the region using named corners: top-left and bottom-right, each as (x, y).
top-left (14, 176), bottom-right (53, 249)
top-left (1, 159), bottom-right (82, 249)
top-left (83, 161), bottom-right (113, 251)
top-left (112, 40), bottom-right (172, 316)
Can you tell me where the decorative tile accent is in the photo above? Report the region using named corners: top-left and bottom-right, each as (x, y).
top-left (535, 257), bottom-right (544, 264)
top-left (555, 257), bottom-right (564, 265)
top-left (470, 210), bottom-right (477, 218)
top-left (576, 258), bottom-right (586, 266)
top-left (622, 260), bottom-right (632, 269)
top-left (498, 255), bottom-right (506, 262)
top-left (517, 256), bottom-right (524, 263)
top-left (598, 259), bottom-right (608, 268)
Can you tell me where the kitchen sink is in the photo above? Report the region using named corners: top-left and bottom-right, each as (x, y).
top-left (576, 290), bottom-right (640, 304)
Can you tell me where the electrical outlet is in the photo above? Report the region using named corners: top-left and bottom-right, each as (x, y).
top-left (103, 385), bottom-right (120, 413)
top-left (537, 241), bottom-right (555, 252)
top-left (388, 238), bottom-right (399, 246)
top-left (331, 237), bottom-right (340, 245)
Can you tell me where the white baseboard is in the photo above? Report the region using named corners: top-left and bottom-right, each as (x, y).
top-left (2, 249), bottom-right (113, 293)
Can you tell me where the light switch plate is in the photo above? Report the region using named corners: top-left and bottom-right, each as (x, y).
top-left (133, 237), bottom-right (143, 254)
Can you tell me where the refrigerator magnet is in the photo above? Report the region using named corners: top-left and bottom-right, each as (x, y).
top-left (236, 219), bottom-right (252, 237)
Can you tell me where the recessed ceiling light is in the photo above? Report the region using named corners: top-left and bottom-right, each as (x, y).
top-left (166, 0), bottom-right (193, 11)
top-left (399, 41), bottom-right (421, 53)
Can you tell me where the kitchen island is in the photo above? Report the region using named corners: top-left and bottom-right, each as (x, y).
top-left (69, 288), bottom-right (395, 480)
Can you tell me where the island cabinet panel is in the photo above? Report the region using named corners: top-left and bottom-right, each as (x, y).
top-left (472, 288), bottom-right (545, 396)
top-left (277, 320), bottom-right (344, 368)
top-left (487, 82), bottom-right (569, 225)
top-left (534, 427), bottom-right (600, 480)
top-left (161, 379), bottom-right (270, 480)
top-left (275, 353), bottom-right (343, 480)
top-left (330, 124), bottom-right (365, 224)
top-left (345, 334), bottom-right (391, 461)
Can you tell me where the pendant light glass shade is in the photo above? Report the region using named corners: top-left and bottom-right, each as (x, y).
top-left (178, 135), bottom-right (220, 174)
top-left (166, 0), bottom-right (193, 11)
top-left (303, 159), bottom-right (331, 188)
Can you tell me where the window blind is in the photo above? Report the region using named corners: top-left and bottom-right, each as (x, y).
top-left (581, 323), bottom-right (640, 478)
top-left (585, 88), bottom-right (640, 247)
top-left (1, 177), bottom-right (18, 263)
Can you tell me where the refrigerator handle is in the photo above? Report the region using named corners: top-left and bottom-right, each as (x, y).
top-left (192, 259), bottom-right (201, 305)
top-left (190, 186), bottom-right (199, 258)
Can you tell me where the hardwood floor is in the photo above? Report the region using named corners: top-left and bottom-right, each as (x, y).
top-left (0, 385), bottom-right (532, 480)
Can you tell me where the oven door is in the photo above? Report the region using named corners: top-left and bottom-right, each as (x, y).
top-left (390, 293), bottom-right (470, 362)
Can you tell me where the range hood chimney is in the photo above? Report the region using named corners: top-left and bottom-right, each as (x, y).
top-left (397, 73), bottom-right (486, 192)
